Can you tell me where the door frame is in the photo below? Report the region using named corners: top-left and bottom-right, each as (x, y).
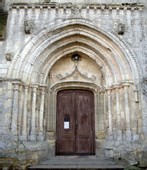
top-left (56, 89), bottom-right (96, 155)
top-left (47, 82), bottom-right (101, 155)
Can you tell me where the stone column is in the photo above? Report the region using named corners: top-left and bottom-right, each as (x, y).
top-left (37, 85), bottom-right (46, 141)
top-left (97, 91), bottom-right (105, 140)
top-left (103, 91), bottom-right (107, 135)
top-left (29, 85), bottom-right (38, 141)
top-left (21, 85), bottom-right (29, 141)
top-left (11, 81), bottom-right (21, 136)
top-left (115, 86), bottom-right (122, 140)
top-left (124, 84), bottom-right (132, 141)
top-left (95, 92), bottom-right (99, 133)
top-left (107, 88), bottom-right (113, 140)
top-left (101, 92), bottom-right (105, 132)
top-left (52, 91), bottom-right (56, 132)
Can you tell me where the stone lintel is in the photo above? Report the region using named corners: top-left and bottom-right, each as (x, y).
top-left (10, 3), bottom-right (144, 11)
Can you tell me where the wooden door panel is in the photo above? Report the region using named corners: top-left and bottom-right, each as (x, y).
top-left (76, 137), bottom-right (92, 154)
top-left (56, 91), bottom-right (75, 155)
top-left (76, 91), bottom-right (94, 155)
top-left (56, 90), bottom-right (95, 155)
top-left (59, 137), bottom-right (75, 154)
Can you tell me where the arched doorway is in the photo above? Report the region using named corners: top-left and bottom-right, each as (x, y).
top-left (56, 89), bottom-right (95, 155)
top-left (7, 19), bottom-right (143, 161)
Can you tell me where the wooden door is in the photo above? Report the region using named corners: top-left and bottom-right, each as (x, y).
top-left (56, 90), bottom-right (95, 155)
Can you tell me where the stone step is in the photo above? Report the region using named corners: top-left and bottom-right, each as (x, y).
top-left (29, 164), bottom-right (124, 170)
top-left (29, 156), bottom-right (124, 170)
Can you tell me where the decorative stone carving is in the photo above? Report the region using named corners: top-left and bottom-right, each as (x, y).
top-left (56, 65), bottom-right (96, 82)
top-left (143, 78), bottom-right (147, 96)
top-left (117, 23), bottom-right (125, 35)
top-left (24, 21), bottom-right (34, 34)
top-left (70, 5), bottom-right (82, 18)
top-left (5, 53), bottom-right (12, 61)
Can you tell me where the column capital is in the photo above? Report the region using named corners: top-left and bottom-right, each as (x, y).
top-left (39, 84), bottom-right (47, 89)
top-left (12, 81), bottom-right (21, 91)
top-left (122, 81), bottom-right (133, 87)
top-left (100, 89), bottom-right (105, 94)
top-left (39, 85), bottom-right (47, 95)
top-left (112, 83), bottom-right (122, 90)
top-left (12, 80), bottom-right (21, 85)
top-left (23, 84), bottom-right (29, 89)
top-left (106, 87), bottom-right (112, 92)
top-left (31, 84), bottom-right (38, 91)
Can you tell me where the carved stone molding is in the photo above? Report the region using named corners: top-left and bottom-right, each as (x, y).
top-left (143, 78), bottom-right (147, 96)
top-left (105, 81), bottom-right (133, 92)
top-left (56, 65), bottom-right (96, 82)
top-left (10, 3), bottom-right (144, 11)
top-left (24, 21), bottom-right (34, 34)
top-left (5, 53), bottom-right (13, 61)
top-left (117, 23), bottom-right (125, 35)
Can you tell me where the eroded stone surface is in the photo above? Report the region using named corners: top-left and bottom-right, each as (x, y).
top-left (0, 0), bottom-right (147, 168)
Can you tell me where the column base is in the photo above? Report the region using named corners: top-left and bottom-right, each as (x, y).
top-left (20, 135), bottom-right (28, 141)
top-left (108, 135), bottom-right (113, 141)
top-left (126, 130), bottom-right (132, 141)
top-left (37, 133), bottom-right (44, 141)
top-left (29, 134), bottom-right (36, 141)
top-left (107, 132), bottom-right (113, 141)
top-left (117, 130), bottom-right (123, 141)
top-left (132, 133), bottom-right (139, 141)
top-left (113, 129), bottom-right (117, 141)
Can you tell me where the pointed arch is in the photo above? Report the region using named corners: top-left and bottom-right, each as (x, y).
top-left (7, 18), bottom-right (141, 86)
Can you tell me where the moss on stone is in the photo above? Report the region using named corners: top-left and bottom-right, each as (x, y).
top-left (124, 165), bottom-right (141, 170)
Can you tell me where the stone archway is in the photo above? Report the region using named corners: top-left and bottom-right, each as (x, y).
top-left (7, 19), bottom-right (143, 158)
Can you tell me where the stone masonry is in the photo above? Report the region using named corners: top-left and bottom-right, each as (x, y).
top-left (0, 0), bottom-right (147, 169)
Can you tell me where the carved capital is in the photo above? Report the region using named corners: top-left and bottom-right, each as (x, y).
top-left (31, 84), bottom-right (38, 92)
top-left (12, 81), bottom-right (21, 91)
top-left (106, 88), bottom-right (112, 95)
top-left (39, 85), bottom-right (47, 94)
top-left (23, 83), bottom-right (29, 89)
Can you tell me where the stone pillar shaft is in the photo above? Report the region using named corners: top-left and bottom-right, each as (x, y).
top-left (37, 85), bottom-right (46, 140)
top-left (107, 89), bottom-right (113, 140)
top-left (30, 85), bottom-right (38, 141)
top-left (21, 85), bottom-right (29, 140)
top-left (116, 88), bottom-right (122, 140)
top-left (124, 85), bottom-right (132, 140)
top-left (11, 81), bottom-right (21, 136)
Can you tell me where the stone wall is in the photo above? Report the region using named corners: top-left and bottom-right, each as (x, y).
top-left (0, 1), bottom-right (147, 168)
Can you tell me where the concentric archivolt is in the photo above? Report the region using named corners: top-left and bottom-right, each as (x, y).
top-left (7, 18), bottom-right (140, 86)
